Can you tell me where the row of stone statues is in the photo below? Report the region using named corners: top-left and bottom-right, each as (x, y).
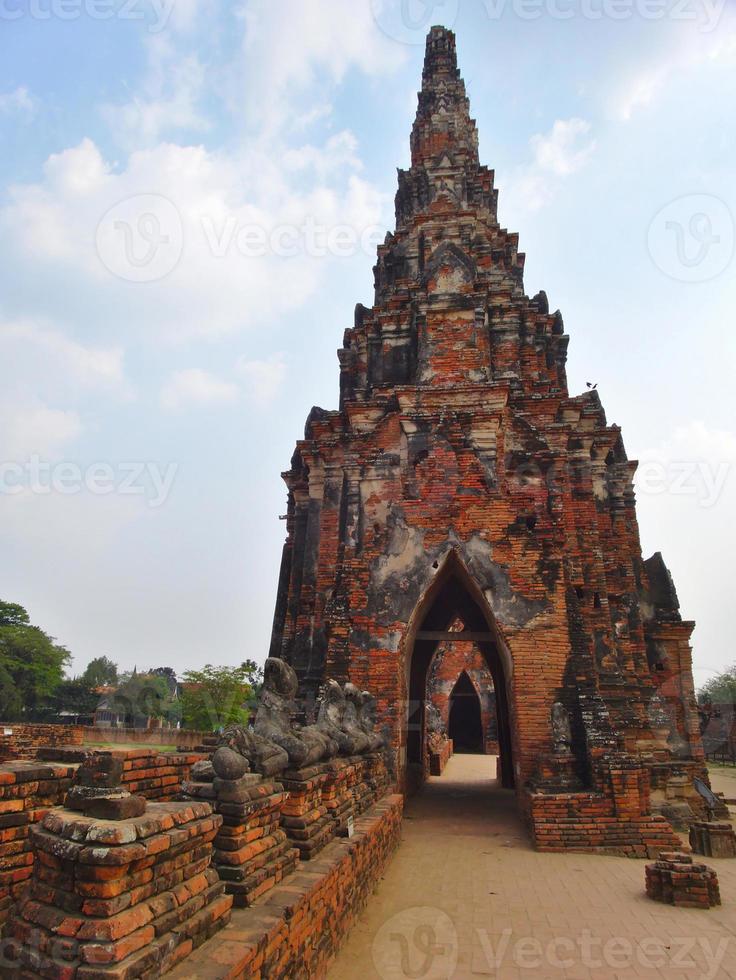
top-left (213, 658), bottom-right (384, 780)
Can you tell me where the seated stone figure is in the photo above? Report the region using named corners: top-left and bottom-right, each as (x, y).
top-left (255, 658), bottom-right (336, 768)
top-left (217, 724), bottom-right (289, 777)
top-left (317, 679), bottom-right (364, 755)
top-left (342, 683), bottom-right (371, 755)
top-left (358, 690), bottom-right (385, 752)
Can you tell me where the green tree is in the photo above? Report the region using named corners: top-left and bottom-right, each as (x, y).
top-left (0, 662), bottom-right (22, 719)
top-left (699, 666), bottom-right (736, 707)
top-left (81, 656), bottom-right (118, 689)
top-left (0, 599), bottom-right (70, 720)
top-left (49, 678), bottom-right (99, 719)
top-left (180, 663), bottom-right (262, 732)
top-left (107, 672), bottom-right (180, 727)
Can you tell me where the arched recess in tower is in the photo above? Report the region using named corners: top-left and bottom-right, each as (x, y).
top-left (404, 553), bottom-right (515, 789)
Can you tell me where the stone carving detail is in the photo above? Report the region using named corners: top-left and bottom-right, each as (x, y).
top-left (217, 724), bottom-right (289, 777)
top-left (254, 658), bottom-right (337, 768)
top-left (317, 679), bottom-right (358, 755)
top-left (342, 683), bottom-right (371, 755)
top-left (551, 702), bottom-right (573, 755)
top-left (358, 690), bottom-right (385, 752)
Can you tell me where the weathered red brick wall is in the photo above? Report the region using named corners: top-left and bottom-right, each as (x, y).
top-left (266, 26), bottom-right (703, 851)
top-left (426, 638), bottom-right (498, 753)
top-left (0, 761), bottom-right (74, 933)
top-left (166, 794), bottom-right (404, 980)
top-left (0, 724), bottom-right (84, 762)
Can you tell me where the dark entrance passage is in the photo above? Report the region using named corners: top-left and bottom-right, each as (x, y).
top-left (406, 552), bottom-right (515, 789)
top-left (448, 672), bottom-right (483, 752)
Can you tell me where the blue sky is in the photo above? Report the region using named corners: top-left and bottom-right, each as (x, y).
top-left (0, 0), bottom-right (734, 691)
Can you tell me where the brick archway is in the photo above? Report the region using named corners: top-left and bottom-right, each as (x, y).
top-left (404, 552), bottom-right (515, 789)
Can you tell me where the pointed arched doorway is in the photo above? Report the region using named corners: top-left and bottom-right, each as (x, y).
top-left (404, 553), bottom-right (515, 789)
top-left (448, 672), bottom-right (484, 752)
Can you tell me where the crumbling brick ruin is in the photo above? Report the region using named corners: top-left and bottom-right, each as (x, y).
top-left (268, 26), bottom-right (706, 854)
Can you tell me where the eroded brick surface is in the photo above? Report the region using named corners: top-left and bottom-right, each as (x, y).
top-left (267, 27), bottom-right (706, 852)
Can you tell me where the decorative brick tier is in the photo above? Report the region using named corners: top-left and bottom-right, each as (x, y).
top-left (646, 851), bottom-right (721, 909)
top-left (280, 767), bottom-right (333, 860)
top-left (1, 801), bottom-right (231, 977)
top-left (0, 762), bottom-right (75, 934)
top-left (166, 794), bottom-right (403, 980)
top-left (689, 821), bottom-right (736, 859)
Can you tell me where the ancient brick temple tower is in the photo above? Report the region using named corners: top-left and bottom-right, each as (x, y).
top-left (269, 27), bottom-right (705, 848)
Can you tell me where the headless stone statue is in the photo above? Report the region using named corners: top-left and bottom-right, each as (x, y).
top-left (551, 702), bottom-right (573, 755)
top-left (358, 690), bottom-right (385, 752)
top-left (342, 683), bottom-right (371, 755)
top-left (255, 658), bottom-right (336, 768)
top-left (216, 724), bottom-right (289, 777)
top-left (425, 701), bottom-right (446, 736)
top-left (317, 679), bottom-right (361, 755)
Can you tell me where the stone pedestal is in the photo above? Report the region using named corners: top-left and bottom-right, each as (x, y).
top-left (280, 766), bottom-right (333, 860)
top-left (689, 821), bottom-right (736, 858)
top-left (321, 759), bottom-right (356, 835)
top-left (645, 851), bottom-right (721, 909)
top-left (348, 758), bottom-right (372, 816)
top-left (215, 779), bottom-right (298, 907)
top-left (2, 801), bottom-right (231, 978)
top-left (184, 763), bottom-right (298, 908)
top-left (365, 752), bottom-right (390, 803)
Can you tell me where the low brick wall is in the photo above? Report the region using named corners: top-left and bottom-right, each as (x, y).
top-left (37, 746), bottom-right (206, 802)
top-left (84, 727), bottom-right (211, 749)
top-left (0, 724), bottom-right (84, 762)
top-left (168, 794), bottom-right (404, 980)
top-left (118, 749), bottom-right (206, 801)
top-left (0, 761), bottom-right (75, 933)
top-left (529, 792), bottom-right (683, 857)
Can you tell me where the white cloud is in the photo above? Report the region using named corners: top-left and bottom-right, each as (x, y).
top-left (236, 354), bottom-right (287, 405)
top-left (0, 402), bottom-right (82, 459)
top-left (530, 119), bottom-right (596, 177)
top-left (236, 0), bottom-right (406, 133)
top-left (0, 319), bottom-right (129, 395)
top-left (503, 118), bottom-right (596, 213)
top-left (0, 86), bottom-right (36, 116)
top-left (103, 37), bottom-right (209, 149)
top-left (0, 138), bottom-right (387, 341)
top-left (614, 12), bottom-right (736, 122)
top-left (160, 368), bottom-right (239, 411)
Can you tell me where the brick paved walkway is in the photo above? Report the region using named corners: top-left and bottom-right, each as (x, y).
top-left (328, 754), bottom-right (736, 980)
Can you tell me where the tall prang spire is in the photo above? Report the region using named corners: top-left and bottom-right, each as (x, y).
top-left (395, 27), bottom-right (488, 232)
top-left (410, 26), bottom-right (479, 170)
